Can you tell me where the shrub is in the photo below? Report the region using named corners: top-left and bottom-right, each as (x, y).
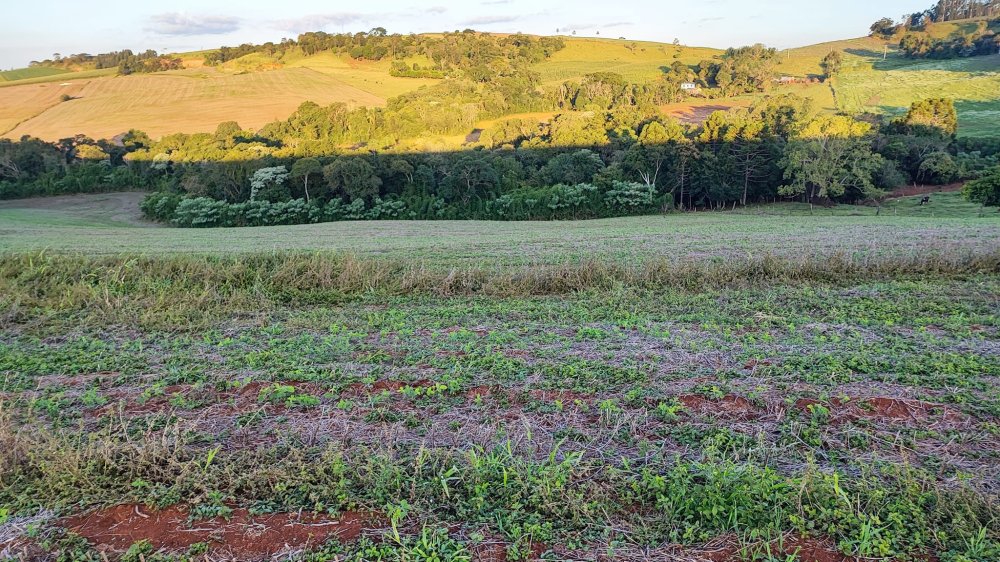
top-left (962, 167), bottom-right (1000, 207)
top-left (171, 197), bottom-right (229, 228)
top-left (140, 192), bottom-right (182, 221)
top-left (603, 181), bottom-right (657, 212)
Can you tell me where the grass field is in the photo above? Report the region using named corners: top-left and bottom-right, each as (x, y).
top-left (0, 66), bottom-right (68, 82)
top-left (0, 193), bottom-right (998, 561)
top-left (0, 191), bottom-right (997, 264)
top-left (835, 55), bottom-right (1000, 138)
top-left (533, 38), bottom-right (723, 85)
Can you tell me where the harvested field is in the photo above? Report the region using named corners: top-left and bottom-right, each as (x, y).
top-left (0, 193), bottom-right (997, 561)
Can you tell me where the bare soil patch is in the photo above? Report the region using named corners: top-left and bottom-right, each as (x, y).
top-left (62, 504), bottom-right (368, 559)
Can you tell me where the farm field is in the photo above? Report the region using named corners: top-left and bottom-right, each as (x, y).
top-left (0, 191), bottom-right (998, 264)
top-left (0, 67), bottom-right (394, 141)
top-left (0, 52), bottom-right (438, 141)
top-left (0, 192), bottom-right (999, 561)
top-left (0, 66), bottom-right (68, 82)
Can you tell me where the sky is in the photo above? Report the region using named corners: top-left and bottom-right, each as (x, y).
top-left (1, 0), bottom-right (922, 69)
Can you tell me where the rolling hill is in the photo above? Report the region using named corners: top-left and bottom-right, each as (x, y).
top-left (1, 27), bottom-right (998, 142)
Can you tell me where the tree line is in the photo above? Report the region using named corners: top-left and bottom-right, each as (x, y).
top-left (29, 49), bottom-right (182, 76)
top-left (871, 2), bottom-right (1000, 59)
top-left (4, 91), bottom-right (999, 226)
top-left (203, 30), bottom-right (566, 83)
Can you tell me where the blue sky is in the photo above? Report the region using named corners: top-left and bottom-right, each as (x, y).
top-left (1, 0), bottom-right (921, 69)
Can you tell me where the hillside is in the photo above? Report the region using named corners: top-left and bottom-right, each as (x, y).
top-left (0, 53), bottom-right (441, 140)
top-left (0, 30), bottom-right (998, 142)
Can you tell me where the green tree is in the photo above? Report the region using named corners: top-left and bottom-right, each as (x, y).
top-left (215, 121), bottom-right (242, 141)
top-left (290, 157), bottom-right (322, 202)
top-left (963, 167), bottom-right (1000, 207)
top-left (323, 158), bottom-right (382, 202)
top-left (439, 152), bottom-right (502, 204)
top-left (75, 144), bottom-right (109, 161)
top-left (900, 98), bottom-right (958, 137)
top-left (820, 51), bottom-right (843, 78)
top-left (870, 18), bottom-right (897, 38)
top-left (779, 116), bottom-right (885, 204)
top-left (249, 166), bottom-right (290, 202)
top-left (917, 151), bottom-right (958, 184)
top-left (539, 149), bottom-right (606, 186)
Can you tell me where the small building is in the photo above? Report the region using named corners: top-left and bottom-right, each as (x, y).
top-left (680, 82), bottom-right (698, 91)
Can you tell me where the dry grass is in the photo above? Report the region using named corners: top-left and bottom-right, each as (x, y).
top-left (0, 81), bottom-right (87, 136)
top-left (0, 67), bottom-right (392, 141)
top-left (286, 52), bottom-right (441, 99)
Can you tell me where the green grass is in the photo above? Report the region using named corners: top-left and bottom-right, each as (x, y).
top-left (1, 192), bottom-right (996, 265)
top-left (738, 191), bottom-right (995, 218)
top-left (1, 255), bottom-right (998, 560)
top-left (833, 53), bottom-right (1000, 138)
top-left (0, 67), bottom-right (115, 89)
top-left (0, 66), bottom-right (69, 83)
top-left (533, 37), bottom-right (723, 85)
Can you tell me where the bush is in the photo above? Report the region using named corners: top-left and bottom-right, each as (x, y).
top-left (488, 183), bottom-right (601, 220)
top-left (171, 197), bottom-right (229, 228)
top-left (603, 181), bottom-right (658, 212)
top-left (962, 167), bottom-right (1000, 207)
top-left (140, 192), bottom-right (182, 221)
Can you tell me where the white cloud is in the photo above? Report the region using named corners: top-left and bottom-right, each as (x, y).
top-left (146, 13), bottom-right (241, 36)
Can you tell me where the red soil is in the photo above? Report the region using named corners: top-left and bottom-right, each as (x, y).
top-left (344, 379), bottom-right (434, 396)
top-left (678, 394), bottom-right (758, 418)
top-left (699, 535), bottom-right (854, 562)
top-left (62, 504), bottom-right (367, 559)
top-left (466, 386), bottom-right (495, 400)
top-left (795, 396), bottom-right (963, 424)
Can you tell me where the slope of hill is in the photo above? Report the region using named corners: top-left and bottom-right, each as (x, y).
top-left (836, 54), bottom-right (1000, 137)
top-left (0, 32), bottom-right (998, 141)
top-left (0, 66), bottom-right (69, 82)
top-left (532, 37), bottom-right (723, 85)
top-left (0, 58), bottom-right (437, 140)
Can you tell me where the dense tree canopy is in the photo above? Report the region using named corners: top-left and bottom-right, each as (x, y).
top-left (963, 166), bottom-right (1000, 206)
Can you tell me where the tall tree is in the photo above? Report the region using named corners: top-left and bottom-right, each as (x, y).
top-left (323, 158), bottom-right (382, 202)
top-left (779, 116), bottom-right (885, 205)
top-left (962, 167), bottom-right (1000, 207)
top-left (290, 157), bottom-right (322, 202)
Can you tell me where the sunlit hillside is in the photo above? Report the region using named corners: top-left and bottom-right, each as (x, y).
top-left (1, 27), bottom-right (998, 141)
